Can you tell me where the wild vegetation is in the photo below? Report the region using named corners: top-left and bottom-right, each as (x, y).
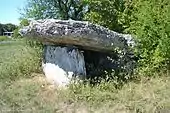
top-left (1, 39), bottom-right (170, 112)
top-left (128, 0), bottom-right (170, 75)
top-left (0, 0), bottom-right (170, 112)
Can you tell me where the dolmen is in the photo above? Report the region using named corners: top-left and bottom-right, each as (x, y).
top-left (20, 19), bottom-right (135, 87)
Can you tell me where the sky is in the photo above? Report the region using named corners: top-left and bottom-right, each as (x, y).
top-left (0, 0), bottom-right (26, 25)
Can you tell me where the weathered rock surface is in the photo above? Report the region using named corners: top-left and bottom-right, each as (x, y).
top-left (42, 46), bottom-right (86, 86)
top-left (20, 19), bottom-right (133, 52)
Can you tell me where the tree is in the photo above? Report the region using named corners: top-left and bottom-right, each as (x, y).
top-left (22, 0), bottom-right (133, 32)
top-left (3, 24), bottom-right (17, 32)
top-left (22, 0), bottom-right (88, 20)
top-left (0, 24), bottom-right (4, 35)
top-left (84, 0), bottom-right (133, 33)
top-left (0, 23), bottom-right (17, 36)
top-left (128, 0), bottom-right (170, 74)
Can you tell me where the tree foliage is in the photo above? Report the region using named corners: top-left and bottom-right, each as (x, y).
top-left (84, 0), bottom-right (133, 33)
top-left (23, 0), bottom-right (88, 20)
top-left (19, 19), bottom-right (30, 27)
top-left (0, 23), bottom-right (17, 35)
top-left (128, 0), bottom-right (170, 74)
top-left (22, 0), bottom-right (133, 32)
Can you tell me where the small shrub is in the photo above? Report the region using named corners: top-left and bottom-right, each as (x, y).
top-left (12, 28), bottom-right (22, 39)
top-left (12, 19), bottom-right (30, 39)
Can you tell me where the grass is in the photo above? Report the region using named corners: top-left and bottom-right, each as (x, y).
top-left (0, 39), bottom-right (41, 79)
top-left (0, 39), bottom-right (170, 113)
top-left (0, 36), bottom-right (8, 42)
top-left (1, 74), bottom-right (170, 113)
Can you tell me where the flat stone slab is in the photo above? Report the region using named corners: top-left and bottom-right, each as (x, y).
top-left (20, 19), bottom-right (133, 52)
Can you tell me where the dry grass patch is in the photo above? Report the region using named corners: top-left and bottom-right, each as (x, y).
top-left (1, 74), bottom-right (170, 113)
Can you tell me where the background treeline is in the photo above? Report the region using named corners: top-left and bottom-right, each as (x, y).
top-left (0, 23), bottom-right (17, 35)
top-left (21, 0), bottom-right (170, 76)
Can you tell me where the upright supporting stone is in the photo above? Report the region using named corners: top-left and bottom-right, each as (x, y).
top-left (42, 45), bottom-right (86, 87)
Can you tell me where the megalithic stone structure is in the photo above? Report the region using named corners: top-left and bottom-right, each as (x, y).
top-left (20, 19), bottom-right (135, 87)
